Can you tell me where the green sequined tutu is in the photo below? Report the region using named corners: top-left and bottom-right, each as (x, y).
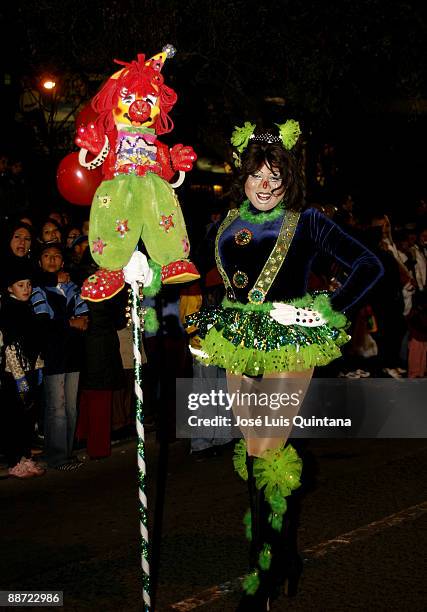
top-left (187, 293), bottom-right (350, 376)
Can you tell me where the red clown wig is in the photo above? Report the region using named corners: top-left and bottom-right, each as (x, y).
top-left (91, 53), bottom-right (178, 137)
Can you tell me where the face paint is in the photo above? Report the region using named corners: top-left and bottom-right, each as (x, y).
top-left (244, 162), bottom-right (285, 211)
top-left (114, 87), bottom-right (160, 129)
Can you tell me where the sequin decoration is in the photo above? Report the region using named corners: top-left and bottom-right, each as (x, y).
top-left (115, 219), bottom-right (129, 238)
top-left (97, 195), bottom-right (111, 208)
top-left (234, 227), bottom-right (253, 246)
top-left (185, 300), bottom-right (350, 376)
top-left (92, 238), bottom-right (107, 255)
top-left (160, 214), bottom-right (175, 232)
top-left (248, 287), bottom-right (267, 304)
top-left (214, 208), bottom-right (300, 305)
top-left (226, 287), bottom-right (237, 301)
top-left (233, 270), bottom-right (249, 288)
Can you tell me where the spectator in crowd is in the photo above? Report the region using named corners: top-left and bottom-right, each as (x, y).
top-left (364, 223), bottom-right (407, 378)
top-left (143, 286), bottom-right (193, 443)
top-left (5, 221), bottom-right (33, 260)
top-left (77, 289), bottom-right (127, 460)
top-left (0, 156), bottom-right (31, 222)
top-left (61, 211), bottom-right (72, 227)
top-left (31, 243), bottom-right (89, 470)
top-left (18, 215), bottom-right (34, 227)
top-left (333, 193), bottom-right (358, 229)
top-left (411, 227), bottom-right (427, 292)
top-left (112, 322), bottom-right (137, 434)
top-left (67, 236), bottom-right (95, 287)
top-left (419, 227), bottom-right (427, 260)
top-left (47, 210), bottom-right (65, 227)
top-left (0, 258), bottom-right (45, 478)
top-left (407, 290), bottom-right (427, 378)
top-left (414, 197), bottom-right (427, 225)
top-left (39, 218), bottom-right (62, 244)
top-left (181, 215), bottom-right (232, 459)
top-left (81, 218), bottom-right (90, 236)
top-left (0, 152), bottom-right (8, 177)
top-left (0, 221), bottom-right (39, 292)
top-left (65, 226), bottom-right (82, 249)
top-left (70, 235), bottom-right (89, 265)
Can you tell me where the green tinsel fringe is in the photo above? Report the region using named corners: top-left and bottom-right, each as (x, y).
top-left (242, 570), bottom-right (260, 595)
top-left (258, 544), bottom-right (272, 571)
top-left (144, 307), bottom-right (159, 333)
top-left (199, 325), bottom-right (349, 376)
top-left (187, 292), bottom-right (350, 376)
top-left (243, 509), bottom-right (252, 541)
top-left (292, 293), bottom-right (347, 329)
top-left (268, 490), bottom-right (287, 515)
top-left (233, 439), bottom-right (248, 481)
top-left (239, 199), bottom-right (285, 224)
top-left (221, 297), bottom-right (272, 313)
top-left (253, 444), bottom-right (302, 501)
top-left (144, 260), bottom-right (162, 297)
top-left (205, 292), bottom-right (347, 323)
top-left (269, 511), bottom-right (283, 532)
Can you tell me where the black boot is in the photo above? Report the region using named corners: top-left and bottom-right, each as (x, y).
top-left (269, 493), bottom-right (303, 600)
top-left (236, 456), bottom-right (272, 611)
top-left (236, 445), bottom-right (304, 610)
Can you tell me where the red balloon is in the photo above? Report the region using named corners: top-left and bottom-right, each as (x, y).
top-left (56, 152), bottom-right (103, 206)
top-left (75, 103), bottom-right (98, 128)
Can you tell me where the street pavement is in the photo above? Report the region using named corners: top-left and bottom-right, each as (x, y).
top-left (1, 437), bottom-right (427, 611)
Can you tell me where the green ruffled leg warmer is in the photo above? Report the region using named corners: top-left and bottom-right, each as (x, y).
top-left (233, 440), bottom-right (303, 599)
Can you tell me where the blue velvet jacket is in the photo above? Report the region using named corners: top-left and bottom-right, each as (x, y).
top-left (218, 206), bottom-right (384, 313)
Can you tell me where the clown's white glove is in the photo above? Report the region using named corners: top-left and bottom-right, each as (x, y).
top-left (123, 251), bottom-right (153, 287)
top-left (270, 303), bottom-right (327, 327)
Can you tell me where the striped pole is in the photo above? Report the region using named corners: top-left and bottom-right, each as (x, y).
top-left (131, 279), bottom-right (150, 610)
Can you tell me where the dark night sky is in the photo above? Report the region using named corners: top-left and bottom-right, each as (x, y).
top-left (0, 0), bottom-right (426, 212)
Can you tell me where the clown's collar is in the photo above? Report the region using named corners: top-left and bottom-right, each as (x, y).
top-left (239, 199), bottom-right (285, 224)
top-left (116, 125), bottom-right (156, 135)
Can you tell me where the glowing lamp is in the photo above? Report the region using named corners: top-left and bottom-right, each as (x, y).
top-left (42, 80), bottom-right (56, 90)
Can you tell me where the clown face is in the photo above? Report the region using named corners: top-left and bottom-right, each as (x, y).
top-left (244, 163), bottom-right (285, 211)
top-left (114, 87), bottom-right (160, 129)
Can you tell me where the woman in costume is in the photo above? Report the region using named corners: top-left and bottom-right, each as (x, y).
top-left (187, 120), bottom-right (384, 610)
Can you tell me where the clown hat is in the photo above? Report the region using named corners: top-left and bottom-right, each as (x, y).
top-left (111, 45), bottom-right (176, 80)
top-left (146, 44), bottom-right (176, 72)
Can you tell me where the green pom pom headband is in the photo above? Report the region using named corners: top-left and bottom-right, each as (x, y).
top-left (231, 119), bottom-right (301, 166)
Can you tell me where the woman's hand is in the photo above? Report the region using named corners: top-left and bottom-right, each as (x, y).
top-left (270, 303), bottom-right (326, 327)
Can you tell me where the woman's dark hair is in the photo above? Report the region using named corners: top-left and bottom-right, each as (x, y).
top-left (5, 221), bottom-right (34, 256)
top-left (38, 217), bottom-right (63, 242)
top-left (7, 220), bottom-right (34, 241)
top-left (231, 125), bottom-right (305, 212)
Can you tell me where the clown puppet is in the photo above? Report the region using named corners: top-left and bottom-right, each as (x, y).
top-left (75, 45), bottom-right (199, 301)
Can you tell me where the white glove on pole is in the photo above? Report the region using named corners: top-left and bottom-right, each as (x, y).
top-left (270, 303), bottom-right (327, 327)
top-left (123, 251), bottom-right (154, 287)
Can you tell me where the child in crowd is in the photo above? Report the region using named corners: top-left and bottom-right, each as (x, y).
top-left (31, 243), bottom-right (89, 470)
top-left (0, 259), bottom-right (45, 478)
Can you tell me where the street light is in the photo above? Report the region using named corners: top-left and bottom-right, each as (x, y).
top-left (42, 79), bottom-right (56, 90)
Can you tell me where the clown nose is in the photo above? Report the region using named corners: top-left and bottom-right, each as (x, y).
top-left (128, 100), bottom-right (151, 123)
